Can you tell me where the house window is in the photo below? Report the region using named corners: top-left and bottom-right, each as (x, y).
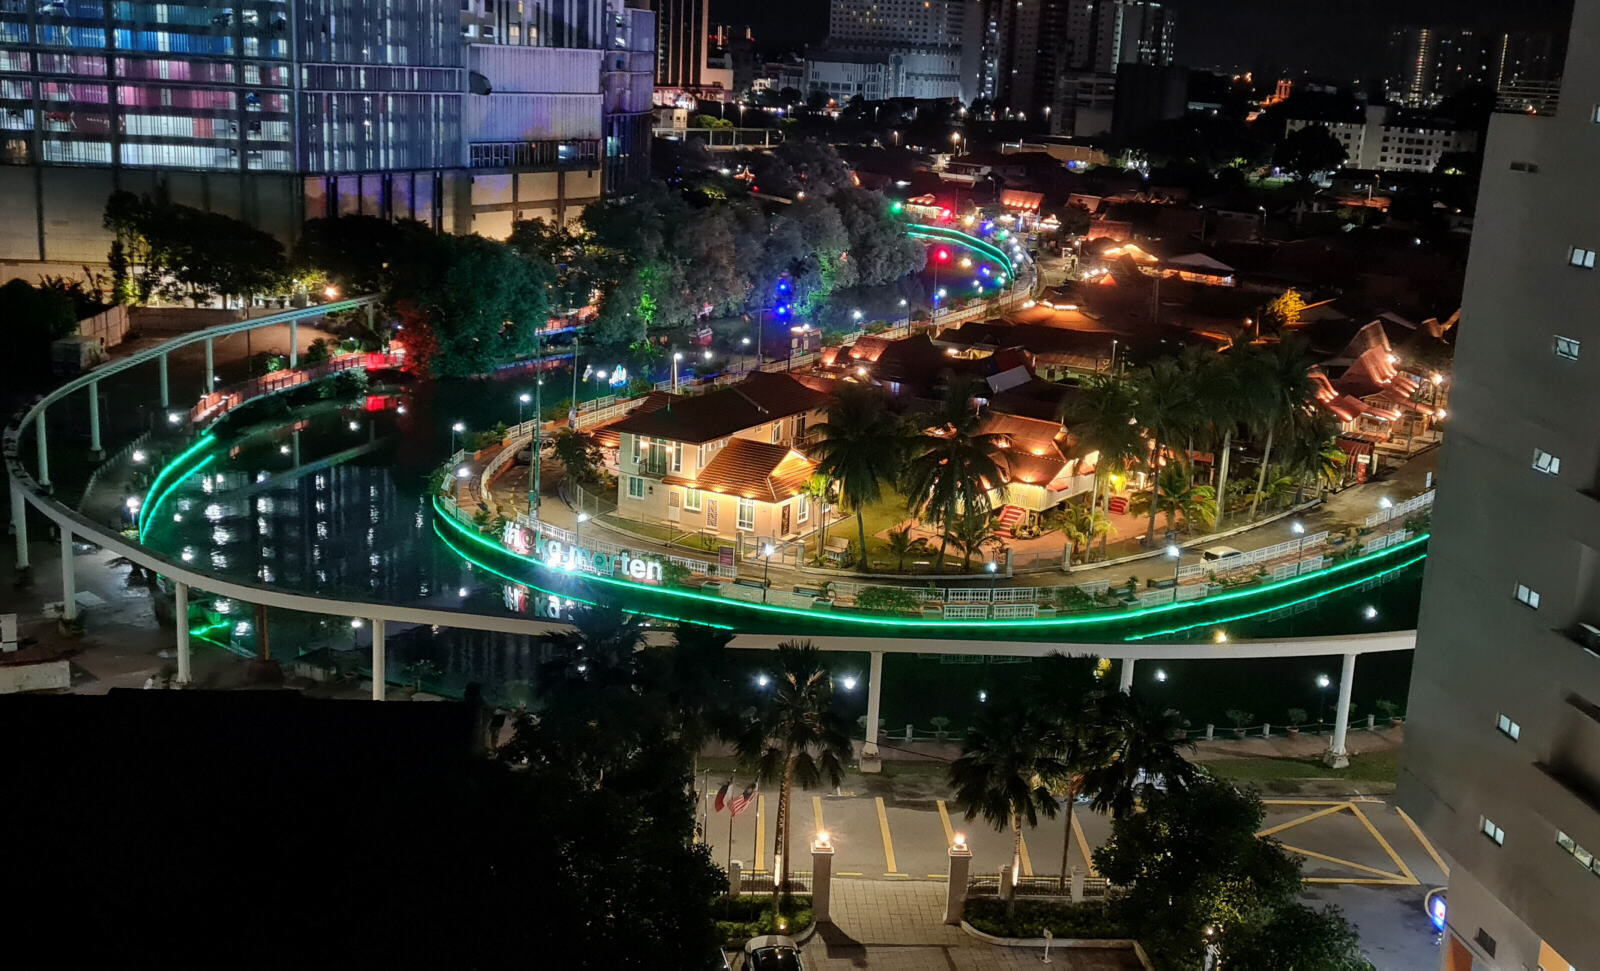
top-left (737, 497), bottom-right (754, 531)
top-left (1555, 335), bottom-right (1581, 361)
top-left (643, 438), bottom-right (669, 475)
top-left (1473, 928), bottom-right (1496, 958)
top-left (630, 435), bottom-right (641, 467)
top-left (1495, 714), bottom-right (1521, 741)
top-left (1569, 247), bottom-right (1597, 269)
top-left (794, 414), bottom-right (806, 439)
top-left (1533, 448), bottom-right (1561, 475)
top-left (683, 488), bottom-right (701, 511)
top-left (1481, 816), bottom-right (1505, 845)
top-left (1515, 583), bottom-right (1541, 609)
top-left (671, 441), bottom-right (683, 473)
top-left (626, 475), bottom-right (644, 500)
top-left (770, 422), bottom-right (781, 443)
top-left (1556, 830), bottom-right (1600, 875)
top-left (1509, 160), bottom-right (1539, 173)
top-left (797, 496), bottom-right (809, 523)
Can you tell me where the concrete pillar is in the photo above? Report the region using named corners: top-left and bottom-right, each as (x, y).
top-left (292, 429), bottom-right (301, 466)
top-left (204, 337), bottom-right (214, 389)
top-left (944, 838), bottom-right (972, 924)
top-left (88, 379), bottom-right (102, 458)
top-left (289, 319), bottom-right (298, 368)
top-left (1325, 652), bottom-right (1357, 768)
top-left (10, 480), bottom-right (29, 571)
top-left (59, 529), bottom-right (76, 622)
top-left (175, 580), bottom-right (191, 685)
top-left (1118, 657), bottom-right (1135, 693)
top-left (371, 616), bottom-right (386, 701)
top-left (998, 863), bottom-right (1016, 906)
top-left (727, 859), bottom-right (742, 896)
top-left (1070, 866), bottom-right (1085, 903)
top-left (861, 650), bottom-right (884, 770)
top-left (810, 835), bottom-right (835, 923)
top-left (35, 412), bottom-right (50, 490)
top-left (158, 351), bottom-right (169, 409)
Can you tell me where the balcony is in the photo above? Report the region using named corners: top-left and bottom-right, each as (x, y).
top-left (1495, 81), bottom-right (1559, 117)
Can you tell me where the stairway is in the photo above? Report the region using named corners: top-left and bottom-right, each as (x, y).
top-left (995, 504), bottom-right (1026, 538)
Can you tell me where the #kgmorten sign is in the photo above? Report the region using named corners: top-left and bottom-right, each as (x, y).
top-left (503, 522), bottom-right (665, 583)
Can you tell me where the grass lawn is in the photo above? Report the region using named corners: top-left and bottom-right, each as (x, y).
top-left (844, 492), bottom-right (989, 573)
top-left (1198, 749), bottom-right (1400, 787)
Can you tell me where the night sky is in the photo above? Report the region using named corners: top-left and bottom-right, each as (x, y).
top-left (710, 0), bottom-right (1574, 79)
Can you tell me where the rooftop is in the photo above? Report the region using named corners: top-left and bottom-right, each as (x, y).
top-left (607, 372), bottom-right (830, 445)
top-left (665, 438), bottom-right (815, 503)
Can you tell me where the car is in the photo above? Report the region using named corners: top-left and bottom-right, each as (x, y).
top-left (1202, 545), bottom-right (1244, 562)
top-left (742, 934), bottom-right (802, 970)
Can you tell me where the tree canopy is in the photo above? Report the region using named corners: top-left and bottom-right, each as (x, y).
top-left (1274, 125), bottom-right (1348, 183)
top-left (104, 188), bottom-right (289, 304)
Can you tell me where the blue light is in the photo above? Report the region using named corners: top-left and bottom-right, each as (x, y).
top-left (980, 266), bottom-right (991, 276)
top-left (777, 281), bottom-right (790, 293)
top-left (1429, 897), bottom-right (1446, 931)
top-left (980, 220), bottom-right (994, 233)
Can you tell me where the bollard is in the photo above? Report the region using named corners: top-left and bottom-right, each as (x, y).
top-left (811, 834), bottom-right (835, 923)
top-left (1263, 723), bottom-right (1271, 738)
top-left (998, 864), bottom-right (1015, 906)
top-left (1205, 723), bottom-right (1215, 741)
top-left (944, 835), bottom-right (972, 925)
top-left (1366, 714), bottom-right (1376, 731)
top-left (1070, 866), bottom-right (1085, 903)
top-left (905, 723), bottom-right (913, 741)
top-left (728, 859), bottom-right (742, 896)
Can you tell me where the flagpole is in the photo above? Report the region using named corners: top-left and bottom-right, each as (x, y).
top-left (726, 775), bottom-right (736, 880)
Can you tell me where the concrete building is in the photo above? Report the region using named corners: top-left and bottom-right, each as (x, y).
top-left (803, 45), bottom-right (965, 102)
top-left (648, 0), bottom-right (708, 88)
top-left (1398, 3), bottom-right (1600, 969)
top-left (822, 0), bottom-right (982, 102)
top-left (1284, 106), bottom-right (1477, 174)
top-left (1389, 25), bottom-right (1561, 107)
top-left (0, 0), bottom-right (652, 276)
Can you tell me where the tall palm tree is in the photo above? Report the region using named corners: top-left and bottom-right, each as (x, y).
top-left (903, 377), bottom-right (1008, 570)
top-left (950, 705), bottom-right (1068, 911)
top-left (1132, 358), bottom-right (1198, 545)
top-left (1060, 374), bottom-right (1142, 562)
top-left (1179, 346), bottom-right (1245, 529)
top-left (1022, 652), bottom-right (1109, 890)
top-left (1060, 502), bottom-right (1113, 562)
top-left (944, 509), bottom-right (1002, 572)
top-left (1280, 408), bottom-right (1346, 503)
top-left (810, 384), bottom-right (906, 561)
top-left (1079, 691), bottom-right (1197, 820)
top-left (1128, 462), bottom-right (1217, 535)
top-left (800, 473), bottom-right (832, 554)
top-left (1244, 337), bottom-right (1317, 521)
top-left (884, 525), bottom-right (922, 571)
top-left (734, 641), bottom-right (853, 910)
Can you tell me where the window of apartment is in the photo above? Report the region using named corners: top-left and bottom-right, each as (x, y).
top-left (626, 475), bottom-right (644, 500)
top-left (1515, 583), bottom-right (1542, 609)
top-left (683, 488), bottom-right (701, 512)
top-left (1495, 713), bottom-right (1521, 741)
top-left (1555, 335), bottom-right (1581, 361)
top-left (1481, 816), bottom-right (1506, 845)
top-left (629, 435), bottom-right (641, 467)
top-left (794, 414), bottom-right (806, 439)
top-left (1474, 928), bottom-right (1497, 958)
top-left (737, 497), bottom-right (755, 531)
top-left (1569, 247), bottom-right (1597, 269)
top-left (1509, 160), bottom-right (1539, 173)
top-left (770, 422), bottom-right (782, 444)
top-left (1556, 830), bottom-right (1600, 876)
top-left (1533, 448), bottom-right (1562, 475)
top-left (671, 441), bottom-right (682, 474)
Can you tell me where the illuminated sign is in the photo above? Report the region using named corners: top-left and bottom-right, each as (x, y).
top-left (502, 522), bottom-right (664, 583)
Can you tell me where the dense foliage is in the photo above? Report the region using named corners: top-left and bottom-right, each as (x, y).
top-left (104, 188), bottom-right (289, 304)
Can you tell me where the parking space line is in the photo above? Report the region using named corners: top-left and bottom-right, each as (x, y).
top-left (754, 795), bottom-right (766, 872)
top-left (813, 795), bottom-right (825, 837)
top-left (1070, 812), bottom-right (1099, 877)
top-left (838, 871), bottom-right (864, 877)
top-left (1350, 803), bottom-right (1418, 885)
top-left (1396, 806), bottom-right (1450, 878)
top-left (936, 799), bottom-right (954, 846)
top-left (1018, 834), bottom-right (1035, 877)
top-left (1257, 802), bottom-right (1349, 838)
top-left (874, 797), bottom-right (900, 875)
top-left (1304, 876), bottom-right (1415, 885)
top-left (1278, 842), bottom-right (1409, 880)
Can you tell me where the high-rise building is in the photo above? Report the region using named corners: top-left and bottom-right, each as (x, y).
top-left (0, 0), bottom-right (652, 272)
top-left (811, 0), bottom-right (979, 102)
top-left (1389, 25), bottom-right (1561, 107)
top-left (828, 0), bottom-right (966, 47)
top-left (985, 1), bottom-right (1174, 125)
top-left (1397, 2), bottom-right (1600, 969)
top-left (649, 0), bottom-right (709, 89)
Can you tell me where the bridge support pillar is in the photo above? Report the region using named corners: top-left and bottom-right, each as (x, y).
top-left (289, 319), bottom-right (297, 368)
top-left (10, 479), bottom-right (29, 571)
top-left (88, 379), bottom-right (102, 459)
top-left (861, 650), bottom-right (883, 772)
top-left (35, 412), bottom-right (51, 491)
top-left (158, 351), bottom-right (169, 410)
top-left (1118, 657), bottom-right (1135, 693)
top-left (175, 580), bottom-right (191, 685)
top-left (204, 337), bottom-right (214, 390)
top-left (59, 528), bottom-right (76, 622)
top-left (1325, 652), bottom-right (1357, 768)
top-left (371, 617), bottom-right (386, 701)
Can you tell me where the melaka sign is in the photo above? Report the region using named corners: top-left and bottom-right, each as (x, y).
top-left (503, 522), bottom-right (665, 583)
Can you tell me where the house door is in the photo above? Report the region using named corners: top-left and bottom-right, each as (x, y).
top-left (667, 490), bottom-right (681, 523)
top-left (780, 503), bottom-right (791, 536)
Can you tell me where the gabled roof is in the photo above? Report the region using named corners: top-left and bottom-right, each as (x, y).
top-left (607, 373), bottom-right (830, 445)
top-left (665, 438), bottom-right (814, 503)
top-left (1164, 252), bottom-right (1236, 274)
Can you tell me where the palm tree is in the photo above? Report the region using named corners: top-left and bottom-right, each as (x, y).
top-left (1127, 462), bottom-right (1217, 535)
top-left (734, 641), bottom-right (853, 910)
top-left (1022, 652), bottom-right (1108, 889)
top-left (1244, 337), bottom-right (1317, 521)
top-left (944, 509), bottom-right (1002, 572)
top-left (1180, 346), bottom-right (1246, 530)
top-left (1132, 358), bottom-right (1197, 545)
top-left (950, 706), bottom-right (1068, 911)
top-left (810, 384), bottom-right (906, 564)
top-left (1280, 408), bottom-right (1346, 503)
top-left (1061, 374), bottom-right (1142, 561)
top-left (1060, 501), bottom-right (1114, 562)
top-left (903, 377), bottom-right (1008, 569)
top-left (1079, 691), bottom-right (1197, 820)
top-left (884, 525), bottom-right (922, 571)
top-left (800, 473), bottom-right (832, 554)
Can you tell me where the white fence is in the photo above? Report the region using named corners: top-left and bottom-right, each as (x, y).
top-left (992, 603), bottom-right (1039, 619)
top-left (1366, 489), bottom-right (1435, 527)
top-left (1364, 530), bottom-right (1412, 553)
top-left (1177, 530), bottom-right (1329, 580)
top-left (942, 604), bottom-right (991, 620)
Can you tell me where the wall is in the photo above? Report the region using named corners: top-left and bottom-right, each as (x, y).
top-left (0, 659), bottom-right (71, 694)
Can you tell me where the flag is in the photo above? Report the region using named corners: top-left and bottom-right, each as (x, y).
top-left (714, 780), bottom-right (731, 812)
top-left (728, 783), bottom-right (757, 818)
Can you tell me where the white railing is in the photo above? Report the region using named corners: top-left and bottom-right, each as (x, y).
top-left (992, 603), bottom-right (1039, 619)
top-left (943, 604), bottom-right (990, 620)
top-left (992, 587), bottom-right (1043, 603)
top-left (946, 588), bottom-right (993, 604)
top-left (1178, 530), bottom-right (1330, 580)
top-left (1366, 489), bottom-right (1435, 527)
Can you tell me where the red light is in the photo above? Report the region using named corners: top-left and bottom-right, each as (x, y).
top-left (936, 249), bottom-right (950, 262)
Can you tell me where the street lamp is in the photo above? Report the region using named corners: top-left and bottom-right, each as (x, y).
top-left (841, 675), bottom-right (857, 691)
top-left (517, 391), bottom-right (531, 424)
top-left (851, 308), bottom-right (863, 322)
top-left (1166, 543), bottom-right (1182, 591)
top-left (1292, 520), bottom-right (1306, 573)
top-left (576, 511), bottom-right (589, 547)
top-left (1154, 669), bottom-right (1168, 683)
top-left (1316, 673), bottom-right (1331, 723)
top-left (1378, 496), bottom-right (1394, 520)
top-left (986, 559), bottom-right (999, 590)
top-left (761, 543), bottom-right (775, 601)
top-left (451, 421), bottom-right (466, 453)
top-left (672, 352), bottom-right (683, 393)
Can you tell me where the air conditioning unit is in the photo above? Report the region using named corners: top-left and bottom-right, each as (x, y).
top-left (1577, 622), bottom-right (1600, 655)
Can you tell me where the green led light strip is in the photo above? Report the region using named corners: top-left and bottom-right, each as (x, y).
top-left (138, 454), bottom-right (217, 544)
top-left (1123, 552), bottom-right (1429, 642)
top-left (434, 495), bottom-right (1428, 632)
top-left (904, 225), bottom-right (1015, 277)
top-left (136, 432), bottom-right (217, 534)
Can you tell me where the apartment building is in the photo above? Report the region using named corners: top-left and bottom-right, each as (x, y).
top-left (1285, 106), bottom-right (1478, 174)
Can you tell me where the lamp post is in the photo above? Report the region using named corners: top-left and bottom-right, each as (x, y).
top-left (1292, 520), bottom-right (1306, 573)
top-left (1166, 543), bottom-right (1181, 591)
top-left (1316, 673), bottom-right (1331, 724)
top-left (672, 352), bottom-right (683, 393)
top-left (531, 329), bottom-right (543, 515)
top-left (986, 559), bottom-right (998, 591)
top-left (1378, 496), bottom-right (1394, 520)
top-left (761, 543), bottom-right (775, 601)
top-left (741, 336), bottom-right (752, 372)
top-left (517, 392), bottom-right (531, 424)
top-left (576, 511), bottom-right (589, 547)
top-left (451, 421), bottom-right (466, 454)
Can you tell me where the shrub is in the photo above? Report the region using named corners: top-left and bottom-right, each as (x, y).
top-left (1225, 709), bottom-right (1253, 729)
top-left (855, 586), bottom-right (922, 613)
top-left (318, 368), bottom-right (369, 399)
top-left (1286, 708), bottom-right (1308, 727)
top-left (964, 899), bottom-right (1129, 940)
top-left (1054, 586), bottom-right (1096, 611)
top-left (712, 894), bottom-right (813, 943)
top-left (1375, 699), bottom-right (1400, 719)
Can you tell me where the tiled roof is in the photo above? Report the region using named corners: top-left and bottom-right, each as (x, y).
top-left (607, 373), bottom-right (830, 445)
top-left (666, 438), bottom-right (815, 503)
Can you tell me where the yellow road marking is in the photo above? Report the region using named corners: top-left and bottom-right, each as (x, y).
top-left (926, 874), bottom-right (949, 879)
top-left (1018, 834), bottom-right (1035, 876)
top-left (838, 871), bottom-right (864, 877)
top-left (1396, 806), bottom-right (1450, 878)
top-left (883, 872), bottom-right (911, 878)
top-left (936, 799), bottom-right (955, 846)
top-left (1350, 803), bottom-right (1418, 885)
top-left (1263, 799), bottom-right (1348, 806)
top-left (1257, 802), bottom-right (1350, 838)
top-left (754, 795), bottom-right (766, 872)
top-left (1303, 876), bottom-right (1415, 885)
top-left (875, 797), bottom-right (899, 874)
top-left (1277, 843), bottom-right (1410, 880)
top-left (1071, 812), bottom-right (1099, 877)
top-left (813, 795), bottom-right (825, 837)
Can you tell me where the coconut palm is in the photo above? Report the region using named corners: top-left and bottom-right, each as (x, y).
top-left (1132, 358), bottom-right (1198, 545)
top-left (1022, 652), bottom-right (1109, 889)
top-left (734, 641), bottom-right (853, 910)
top-left (1061, 374), bottom-right (1142, 561)
top-left (1079, 691), bottom-right (1197, 820)
top-left (810, 384), bottom-right (907, 561)
top-left (949, 705), bottom-right (1069, 911)
top-left (1244, 337), bottom-right (1317, 521)
top-left (884, 525), bottom-right (924, 571)
top-left (1180, 346), bottom-right (1248, 529)
top-left (800, 473), bottom-right (832, 553)
top-left (903, 377), bottom-right (1008, 569)
top-left (944, 510), bottom-right (1002, 572)
top-left (1128, 462), bottom-right (1216, 535)
top-left (1280, 408), bottom-right (1346, 502)
top-left (1061, 501), bottom-right (1114, 562)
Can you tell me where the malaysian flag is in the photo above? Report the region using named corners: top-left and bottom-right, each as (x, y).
top-left (728, 783), bottom-right (757, 817)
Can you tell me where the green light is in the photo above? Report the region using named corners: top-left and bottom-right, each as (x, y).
top-left (891, 201), bottom-right (904, 213)
top-left (139, 454), bottom-right (216, 544)
top-left (136, 432), bottom-right (217, 533)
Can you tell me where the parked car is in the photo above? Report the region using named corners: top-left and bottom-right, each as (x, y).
top-left (1202, 545), bottom-right (1243, 563)
top-left (742, 934), bottom-right (802, 970)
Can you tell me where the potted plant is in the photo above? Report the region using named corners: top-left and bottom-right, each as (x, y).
top-left (929, 715), bottom-right (951, 740)
top-left (1376, 699), bottom-right (1402, 727)
top-left (1225, 709), bottom-right (1253, 739)
top-left (1285, 708), bottom-right (1307, 737)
